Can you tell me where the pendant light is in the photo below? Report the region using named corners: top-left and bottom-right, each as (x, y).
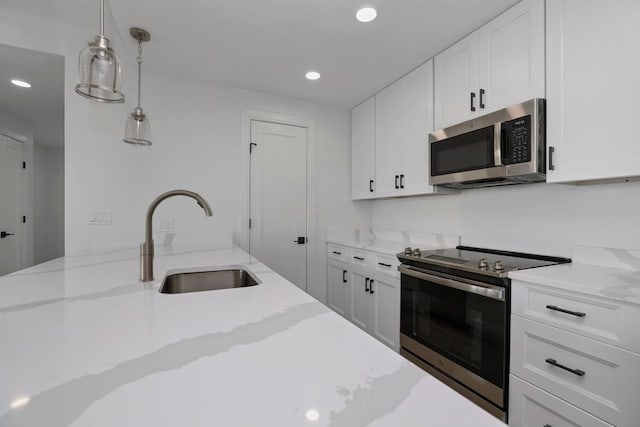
top-left (75, 0), bottom-right (125, 103)
top-left (123, 27), bottom-right (152, 146)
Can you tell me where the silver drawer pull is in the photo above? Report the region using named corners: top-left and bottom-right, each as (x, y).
top-left (546, 305), bottom-right (586, 318)
top-left (332, 251), bottom-right (342, 255)
top-left (378, 262), bottom-right (392, 268)
top-left (545, 358), bottom-right (585, 377)
top-left (353, 256), bottom-right (365, 261)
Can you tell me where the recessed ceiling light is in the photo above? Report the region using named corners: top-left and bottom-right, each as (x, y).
top-left (11, 79), bottom-right (31, 88)
top-left (305, 71), bottom-right (321, 81)
top-left (356, 7), bottom-right (377, 23)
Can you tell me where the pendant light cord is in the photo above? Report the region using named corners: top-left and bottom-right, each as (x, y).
top-left (137, 40), bottom-right (143, 109)
top-left (99, 0), bottom-right (105, 36)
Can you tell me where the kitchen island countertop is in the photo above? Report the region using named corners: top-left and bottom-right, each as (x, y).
top-left (0, 243), bottom-right (505, 426)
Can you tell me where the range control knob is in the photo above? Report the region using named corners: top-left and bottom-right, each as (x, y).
top-left (404, 247), bottom-right (413, 255)
top-left (478, 258), bottom-right (488, 270)
top-left (413, 248), bottom-right (422, 257)
top-left (494, 260), bottom-right (505, 272)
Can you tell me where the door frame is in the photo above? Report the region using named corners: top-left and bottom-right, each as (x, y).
top-left (240, 110), bottom-right (317, 290)
top-left (0, 131), bottom-right (31, 272)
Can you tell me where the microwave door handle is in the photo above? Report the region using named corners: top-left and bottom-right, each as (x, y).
top-left (500, 128), bottom-right (509, 165)
top-left (399, 265), bottom-right (505, 301)
top-left (494, 125), bottom-right (503, 166)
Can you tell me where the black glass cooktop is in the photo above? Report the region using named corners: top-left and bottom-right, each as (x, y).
top-left (398, 245), bottom-right (571, 278)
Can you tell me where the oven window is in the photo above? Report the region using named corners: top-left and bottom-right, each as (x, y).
top-left (431, 125), bottom-right (495, 176)
top-left (401, 273), bottom-right (506, 388)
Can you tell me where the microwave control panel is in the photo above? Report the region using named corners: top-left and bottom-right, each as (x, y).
top-left (502, 115), bottom-right (531, 164)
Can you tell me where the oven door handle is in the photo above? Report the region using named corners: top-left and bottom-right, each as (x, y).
top-left (399, 265), bottom-right (505, 301)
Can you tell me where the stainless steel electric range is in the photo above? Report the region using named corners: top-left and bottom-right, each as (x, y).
top-left (397, 246), bottom-right (570, 421)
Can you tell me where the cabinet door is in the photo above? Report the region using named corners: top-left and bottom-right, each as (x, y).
top-left (477, 0), bottom-right (545, 114)
top-left (327, 260), bottom-right (349, 318)
top-left (375, 80), bottom-right (404, 197)
top-left (351, 97), bottom-right (376, 200)
top-left (372, 274), bottom-right (400, 350)
top-left (546, 0), bottom-right (640, 182)
top-left (434, 32), bottom-right (479, 130)
top-left (350, 267), bottom-right (372, 332)
top-left (399, 61), bottom-right (435, 196)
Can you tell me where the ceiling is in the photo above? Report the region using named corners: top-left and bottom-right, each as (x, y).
top-left (0, 44), bottom-right (64, 149)
top-left (1, 0), bottom-right (520, 108)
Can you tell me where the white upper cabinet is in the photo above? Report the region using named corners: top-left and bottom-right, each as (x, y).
top-left (351, 97), bottom-right (376, 199)
top-left (434, 0), bottom-right (545, 130)
top-left (546, 0), bottom-right (640, 183)
top-left (401, 60), bottom-right (435, 196)
top-left (375, 60), bottom-right (439, 198)
top-left (434, 33), bottom-right (479, 129)
top-left (477, 0), bottom-right (545, 113)
top-left (375, 80), bottom-right (405, 198)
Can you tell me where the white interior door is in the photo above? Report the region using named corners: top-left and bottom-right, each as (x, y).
top-left (250, 120), bottom-right (308, 290)
top-left (0, 135), bottom-right (23, 276)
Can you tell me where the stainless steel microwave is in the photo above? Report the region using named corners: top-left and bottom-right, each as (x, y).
top-left (429, 99), bottom-right (546, 189)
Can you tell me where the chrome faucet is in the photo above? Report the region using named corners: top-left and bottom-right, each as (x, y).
top-left (140, 190), bottom-right (213, 282)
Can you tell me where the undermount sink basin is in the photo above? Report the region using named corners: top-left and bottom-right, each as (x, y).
top-left (160, 268), bottom-right (260, 294)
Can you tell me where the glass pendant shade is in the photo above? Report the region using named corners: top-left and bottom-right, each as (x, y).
top-left (124, 107), bottom-right (151, 145)
top-left (76, 36), bottom-right (125, 103)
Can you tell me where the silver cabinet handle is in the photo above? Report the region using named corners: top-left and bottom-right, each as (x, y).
top-left (399, 265), bottom-right (505, 301)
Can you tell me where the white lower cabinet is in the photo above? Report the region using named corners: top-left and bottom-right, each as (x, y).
top-left (350, 266), bottom-right (373, 331)
top-left (327, 244), bottom-right (400, 350)
top-left (371, 273), bottom-right (400, 350)
top-left (510, 279), bottom-right (640, 427)
top-left (327, 258), bottom-right (349, 319)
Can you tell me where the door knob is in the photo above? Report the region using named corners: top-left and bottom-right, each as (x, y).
top-left (1, 231), bottom-right (15, 239)
top-left (294, 236), bottom-right (307, 244)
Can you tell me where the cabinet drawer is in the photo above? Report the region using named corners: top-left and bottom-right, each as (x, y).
top-left (349, 248), bottom-right (369, 268)
top-left (511, 315), bottom-right (640, 425)
top-left (509, 375), bottom-right (613, 427)
top-left (327, 244), bottom-right (347, 262)
top-left (373, 254), bottom-right (399, 278)
top-left (512, 280), bottom-right (640, 353)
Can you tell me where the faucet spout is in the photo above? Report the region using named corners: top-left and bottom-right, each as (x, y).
top-left (140, 190), bottom-right (213, 282)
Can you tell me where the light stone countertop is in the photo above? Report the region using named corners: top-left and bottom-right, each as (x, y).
top-left (326, 230), bottom-right (460, 256)
top-left (0, 243), bottom-right (505, 426)
top-left (509, 245), bottom-right (640, 305)
top-left (509, 262), bottom-right (640, 305)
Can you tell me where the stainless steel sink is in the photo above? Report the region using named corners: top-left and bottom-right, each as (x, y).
top-left (159, 268), bottom-right (260, 294)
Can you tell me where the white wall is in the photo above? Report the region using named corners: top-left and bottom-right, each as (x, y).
top-left (33, 144), bottom-right (64, 264)
top-left (0, 8), bottom-right (370, 302)
top-left (371, 180), bottom-right (640, 257)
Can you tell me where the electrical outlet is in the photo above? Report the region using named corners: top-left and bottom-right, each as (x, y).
top-left (157, 219), bottom-right (174, 232)
top-left (88, 211), bottom-right (112, 225)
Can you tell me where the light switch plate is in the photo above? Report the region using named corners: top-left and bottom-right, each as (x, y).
top-left (88, 211), bottom-right (112, 225)
top-left (157, 219), bottom-right (174, 232)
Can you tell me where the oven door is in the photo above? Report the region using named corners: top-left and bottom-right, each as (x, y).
top-left (399, 265), bottom-right (507, 407)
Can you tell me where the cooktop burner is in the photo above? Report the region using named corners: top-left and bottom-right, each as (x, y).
top-left (397, 245), bottom-right (571, 278)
